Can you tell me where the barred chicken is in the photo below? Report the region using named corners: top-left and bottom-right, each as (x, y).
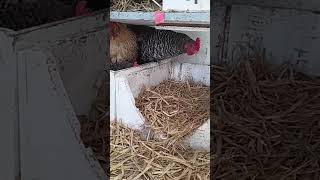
top-left (126, 24), bottom-right (201, 65)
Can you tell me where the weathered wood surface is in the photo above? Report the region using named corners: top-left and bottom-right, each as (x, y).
top-left (213, 4), bottom-right (320, 75)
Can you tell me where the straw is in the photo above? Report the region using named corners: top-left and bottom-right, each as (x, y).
top-left (110, 121), bottom-right (210, 179)
top-left (111, 0), bottom-right (162, 12)
top-left (212, 55), bottom-right (320, 179)
top-left (136, 80), bottom-right (210, 147)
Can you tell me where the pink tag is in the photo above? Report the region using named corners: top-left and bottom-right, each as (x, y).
top-left (154, 11), bottom-right (165, 25)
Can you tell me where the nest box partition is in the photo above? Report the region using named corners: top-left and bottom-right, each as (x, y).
top-left (14, 11), bottom-right (108, 180)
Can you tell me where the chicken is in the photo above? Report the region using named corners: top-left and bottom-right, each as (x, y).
top-left (0, 0), bottom-right (74, 30)
top-left (110, 22), bottom-right (139, 70)
top-left (126, 24), bottom-right (201, 65)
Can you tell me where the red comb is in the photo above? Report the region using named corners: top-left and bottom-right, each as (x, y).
top-left (194, 37), bottom-right (200, 51)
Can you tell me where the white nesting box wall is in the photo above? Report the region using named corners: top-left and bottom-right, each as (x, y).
top-left (163, 0), bottom-right (210, 11)
top-left (111, 61), bottom-right (210, 151)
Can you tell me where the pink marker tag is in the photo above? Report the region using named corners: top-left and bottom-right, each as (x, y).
top-left (154, 11), bottom-right (165, 25)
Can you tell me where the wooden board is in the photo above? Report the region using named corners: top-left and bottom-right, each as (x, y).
top-left (222, 5), bottom-right (320, 75)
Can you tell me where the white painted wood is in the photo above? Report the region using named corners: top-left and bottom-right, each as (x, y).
top-left (110, 72), bottom-right (116, 121)
top-left (163, 0), bottom-right (210, 11)
top-left (0, 30), bottom-right (19, 180)
top-left (226, 5), bottom-right (320, 76)
top-left (111, 11), bottom-right (210, 25)
top-left (11, 12), bottom-right (108, 180)
top-left (18, 49), bottom-right (106, 180)
top-left (14, 11), bottom-right (107, 116)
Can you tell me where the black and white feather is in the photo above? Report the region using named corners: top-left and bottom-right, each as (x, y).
top-left (127, 24), bottom-right (196, 65)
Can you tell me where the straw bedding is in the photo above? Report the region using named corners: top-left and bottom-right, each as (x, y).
top-left (110, 121), bottom-right (210, 180)
top-left (111, 80), bottom-right (210, 179)
top-left (111, 0), bottom-right (162, 12)
top-left (79, 78), bottom-right (210, 178)
top-left (212, 56), bottom-right (320, 179)
top-left (136, 80), bottom-right (210, 146)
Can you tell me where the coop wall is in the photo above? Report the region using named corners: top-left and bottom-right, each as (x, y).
top-left (213, 4), bottom-right (320, 76)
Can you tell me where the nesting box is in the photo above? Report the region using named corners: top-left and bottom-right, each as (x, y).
top-left (1, 11), bottom-right (108, 180)
top-left (109, 22), bottom-right (210, 151)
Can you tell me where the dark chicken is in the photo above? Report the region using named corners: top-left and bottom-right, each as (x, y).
top-left (109, 22), bottom-right (139, 70)
top-left (126, 24), bottom-right (201, 65)
top-left (0, 0), bottom-right (75, 30)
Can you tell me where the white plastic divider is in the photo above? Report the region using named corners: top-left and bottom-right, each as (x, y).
top-left (110, 60), bottom-right (210, 151)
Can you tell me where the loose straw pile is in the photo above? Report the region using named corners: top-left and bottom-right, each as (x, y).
top-left (79, 79), bottom-right (109, 174)
top-left (111, 0), bottom-right (162, 12)
top-left (111, 121), bottom-right (210, 180)
top-left (212, 56), bottom-right (320, 179)
top-left (136, 80), bottom-right (210, 146)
